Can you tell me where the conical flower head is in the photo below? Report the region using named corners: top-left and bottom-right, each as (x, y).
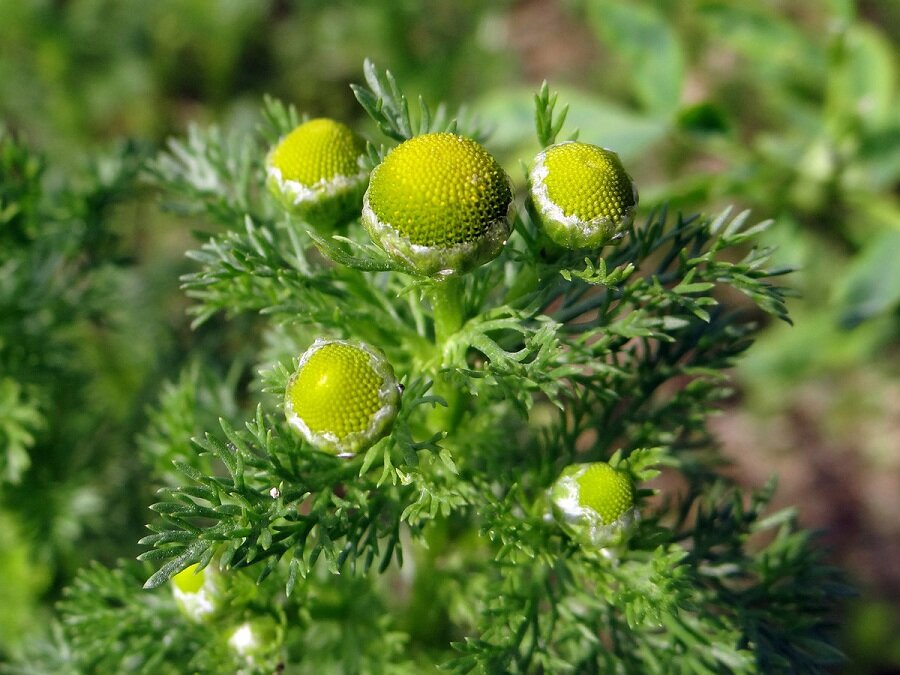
top-left (549, 462), bottom-right (637, 548)
top-left (362, 132), bottom-right (512, 277)
top-left (530, 141), bottom-right (638, 249)
top-left (285, 339), bottom-right (401, 457)
top-left (266, 118), bottom-right (367, 229)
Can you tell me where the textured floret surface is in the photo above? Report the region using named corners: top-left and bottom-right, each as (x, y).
top-left (270, 118), bottom-right (364, 185)
top-left (576, 462), bottom-right (635, 524)
top-left (367, 132), bottom-right (511, 247)
top-left (287, 343), bottom-right (382, 439)
top-left (542, 142), bottom-right (634, 223)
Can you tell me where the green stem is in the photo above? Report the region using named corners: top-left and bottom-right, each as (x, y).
top-left (504, 265), bottom-right (539, 305)
top-left (429, 276), bottom-right (464, 346)
top-left (427, 276), bottom-right (467, 429)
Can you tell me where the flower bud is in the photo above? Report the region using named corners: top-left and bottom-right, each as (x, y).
top-left (171, 563), bottom-right (221, 623)
top-left (285, 339), bottom-right (401, 457)
top-left (549, 462), bottom-right (636, 548)
top-left (227, 617), bottom-right (283, 668)
top-left (362, 132), bottom-right (512, 277)
top-left (266, 118), bottom-right (367, 229)
top-left (529, 141), bottom-right (638, 249)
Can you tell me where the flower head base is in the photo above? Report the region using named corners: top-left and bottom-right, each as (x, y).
top-left (171, 563), bottom-right (221, 623)
top-left (549, 462), bottom-right (637, 549)
top-left (266, 118), bottom-right (367, 229)
top-left (362, 132), bottom-right (512, 277)
top-left (285, 339), bottom-right (401, 457)
top-left (530, 141), bottom-right (638, 249)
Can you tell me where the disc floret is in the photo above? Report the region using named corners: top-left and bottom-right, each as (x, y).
top-left (362, 132), bottom-right (512, 277)
top-left (284, 339), bottom-right (401, 457)
top-left (549, 461), bottom-right (637, 548)
top-left (266, 118), bottom-right (367, 228)
top-left (530, 141), bottom-right (638, 249)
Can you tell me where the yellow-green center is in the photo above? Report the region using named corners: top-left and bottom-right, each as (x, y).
top-left (575, 463), bottom-right (635, 525)
top-left (366, 132), bottom-right (511, 247)
top-left (172, 563), bottom-right (205, 594)
top-left (270, 118), bottom-right (364, 186)
top-left (542, 142), bottom-right (634, 223)
top-left (287, 343), bottom-right (382, 438)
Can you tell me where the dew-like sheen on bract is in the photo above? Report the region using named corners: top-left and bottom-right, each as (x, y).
top-left (284, 340), bottom-right (400, 456)
top-left (549, 462), bottom-right (637, 548)
top-left (362, 132), bottom-right (512, 277)
top-left (530, 141), bottom-right (637, 249)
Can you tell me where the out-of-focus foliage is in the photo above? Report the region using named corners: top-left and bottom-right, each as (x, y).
top-left (0, 0), bottom-right (896, 671)
top-left (0, 0), bottom-right (516, 158)
top-left (13, 71), bottom-right (849, 671)
top-left (0, 127), bottom-right (163, 660)
top-left (0, 510), bottom-right (48, 655)
top-left (480, 1), bottom-right (899, 322)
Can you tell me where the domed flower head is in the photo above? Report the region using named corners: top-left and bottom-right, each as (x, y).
top-left (266, 118), bottom-right (367, 229)
top-left (362, 132), bottom-right (512, 278)
top-left (530, 141), bottom-right (638, 249)
top-left (549, 461), bottom-right (637, 548)
top-left (285, 339), bottom-right (401, 457)
top-left (171, 563), bottom-right (221, 623)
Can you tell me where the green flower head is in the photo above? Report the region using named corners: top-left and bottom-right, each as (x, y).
top-left (549, 461), bottom-right (637, 548)
top-left (530, 141), bottom-right (638, 249)
top-left (284, 339), bottom-right (401, 457)
top-left (362, 132), bottom-right (512, 277)
top-left (171, 563), bottom-right (221, 623)
top-left (266, 118), bottom-right (367, 229)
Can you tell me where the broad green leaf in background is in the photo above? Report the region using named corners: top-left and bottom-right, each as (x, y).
top-left (697, 3), bottom-right (827, 124)
top-left (827, 23), bottom-right (897, 130)
top-left (837, 229), bottom-right (900, 328)
top-left (586, 0), bottom-right (684, 117)
top-left (739, 309), bottom-right (891, 395)
top-left (474, 86), bottom-right (667, 168)
top-left (698, 4), bottom-right (824, 78)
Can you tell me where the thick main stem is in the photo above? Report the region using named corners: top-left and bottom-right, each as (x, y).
top-left (430, 276), bottom-right (464, 346)
top-left (428, 276), bottom-right (467, 429)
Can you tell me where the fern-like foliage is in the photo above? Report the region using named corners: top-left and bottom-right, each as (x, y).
top-left (352, 58), bottom-right (489, 146)
top-left (0, 127), bottom-right (173, 663)
top-left (0, 129), bottom-right (145, 487)
top-left (31, 67), bottom-right (849, 674)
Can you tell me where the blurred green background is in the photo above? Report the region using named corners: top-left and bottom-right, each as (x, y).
top-left (1, 0), bottom-right (898, 671)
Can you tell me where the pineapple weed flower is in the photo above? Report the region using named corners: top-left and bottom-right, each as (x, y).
top-left (267, 108), bottom-right (640, 541)
top-left (362, 132), bottom-right (513, 278)
top-left (117, 67), bottom-right (842, 674)
top-left (285, 339), bottom-right (401, 457)
top-left (266, 118), bottom-right (367, 229)
top-left (549, 462), bottom-right (638, 550)
top-left (530, 141), bottom-right (638, 249)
